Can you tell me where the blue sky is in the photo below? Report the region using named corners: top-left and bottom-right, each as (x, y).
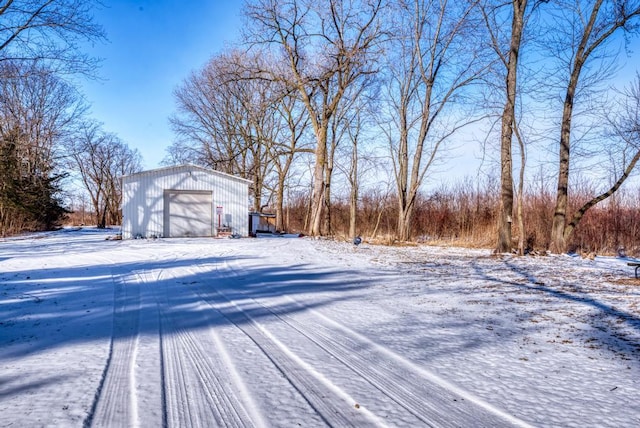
top-left (81, 1), bottom-right (244, 169)
top-left (80, 1), bottom-right (640, 179)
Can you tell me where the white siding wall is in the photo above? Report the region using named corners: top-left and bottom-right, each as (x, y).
top-left (121, 165), bottom-right (249, 239)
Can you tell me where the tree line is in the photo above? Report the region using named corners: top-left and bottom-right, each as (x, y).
top-left (166, 0), bottom-right (640, 254)
top-left (0, 1), bottom-right (141, 235)
top-left (2, 1), bottom-right (639, 255)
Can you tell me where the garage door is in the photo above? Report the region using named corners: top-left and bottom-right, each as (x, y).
top-left (165, 191), bottom-right (213, 237)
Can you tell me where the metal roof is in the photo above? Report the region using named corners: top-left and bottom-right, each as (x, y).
top-left (121, 164), bottom-right (252, 184)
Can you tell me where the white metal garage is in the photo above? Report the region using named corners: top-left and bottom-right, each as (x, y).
top-left (121, 165), bottom-right (250, 239)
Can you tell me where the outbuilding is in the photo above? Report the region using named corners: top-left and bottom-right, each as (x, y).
top-left (249, 212), bottom-right (276, 236)
top-left (121, 164), bottom-right (250, 239)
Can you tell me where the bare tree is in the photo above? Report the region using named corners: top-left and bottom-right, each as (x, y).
top-left (105, 140), bottom-right (143, 225)
top-left (231, 57), bottom-right (279, 212)
top-left (561, 75), bottom-right (640, 245)
top-left (328, 82), bottom-right (378, 239)
top-left (382, 0), bottom-right (488, 242)
top-left (0, 0), bottom-right (105, 76)
top-left (496, 0), bottom-right (525, 253)
top-left (323, 90), bottom-right (354, 236)
top-left (346, 107), bottom-right (364, 239)
top-left (169, 52), bottom-right (249, 173)
top-left (0, 60), bottom-right (85, 234)
top-left (0, 60), bottom-right (85, 174)
top-left (338, 102), bottom-right (381, 240)
top-left (548, 0), bottom-right (640, 253)
top-left (244, 0), bottom-right (384, 236)
top-left (481, 0), bottom-right (549, 253)
top-left (268, 88), bottom-right (312, 231)
top-left (513, 118), bottom-right (527, 255)
top-left (170, 50), bottom-right (283, 212)
top-left (68, 121), bottom-right (141, 228)
top-left (0, 1), bottom-right (106, 235)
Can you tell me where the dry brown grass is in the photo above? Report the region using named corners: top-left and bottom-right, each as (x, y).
top-left (259, 180), bottom-right (640, 254)
top-left (609, 277), bottom-right (640, 286)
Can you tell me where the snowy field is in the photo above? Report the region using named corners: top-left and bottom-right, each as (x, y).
top-left (1, 228), bottom-right (639, 427)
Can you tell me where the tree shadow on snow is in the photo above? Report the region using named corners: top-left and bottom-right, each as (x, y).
top-left (0, 248), bottom-right (373, 361)
top-left (0, 374), bottom-right (70, 399)
top-left (472, 259), bottom-right (640, 361)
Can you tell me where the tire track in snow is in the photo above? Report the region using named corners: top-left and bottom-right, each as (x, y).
top-left (150, 269), bottom-right (256, 428)
top-left (213, 254), bottom-right (532, 428)
top-left (182, 264), bottom-right (385, 427)
top-left (133, 269), bottom-right (166, 428)
top-left (87, 245), bottom-right (258, 428)
top-left (86, 269), bottom-right (141, 428)
top-left (253, 292), bottom-right (530, 427)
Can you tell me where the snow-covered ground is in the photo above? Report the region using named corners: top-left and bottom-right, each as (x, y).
top-left (1, 228), bottom-right (639, 427)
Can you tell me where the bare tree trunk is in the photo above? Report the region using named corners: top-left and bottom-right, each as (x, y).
top-left (395, 117), bottom-right (411, 241)
top-left (372, 206), bottom-right (384, 239)
top-left (397, 205), bottom-right (414, 242)
top-left (349, 144), bottom-right (358, 238)
top-left (253, 174), bottom-right (262, 212)
top-left (387, 0), bottom-right (486, 244)
top-left (549, 0), bottom-right (628, 253)
top-left (496, 0), bottom-right (527, 253)
top-left (516, 162), bottom-right (525, 255)
top-left (286, 187), bottom-right (290, 232)
top-left (97, 194), bottom-right (108, 229)
top-left (550, 97), bottom-right (573, 252)
top-left (323, 162), bottom-right (333, 236)
top-left (275, 180), bottom-right (285, 232)
top-left (514, 122), bottom-right (526, 255)
top-left (550, 38), bottom-right (587, 252)
top-left (496, 91), bottom-right (515, 253)
top-left (309, 128), bottom-right (327, 236)
top-left (304, 180), bottom-right (313, 232)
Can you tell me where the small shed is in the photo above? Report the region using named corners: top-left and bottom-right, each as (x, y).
top-left (249, 212), bottom-right (276, 236)
top-left (121, 164), bottom-right (250, 239)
